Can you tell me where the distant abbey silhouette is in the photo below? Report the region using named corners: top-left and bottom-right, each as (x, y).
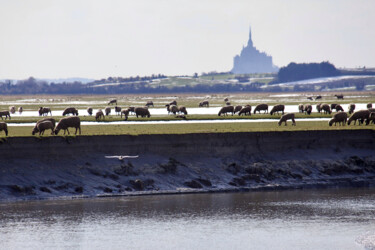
top-left (231, 27), bottom-right (278, 74)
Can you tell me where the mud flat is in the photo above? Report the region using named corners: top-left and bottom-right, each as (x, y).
top-left (0, 130), bottom-right (375, 201)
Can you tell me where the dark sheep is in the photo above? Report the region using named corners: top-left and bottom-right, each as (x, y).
top-left (128, 107), bottom-right (135, 114)
top-left (169, 100), bottom-right (177, 106)
top-left (135, 107), bottom-right (151, 118)
top-left (270, 104), bottom-right (285, 115)
top-left (18, 107), bottom-right (23, 114)
top-left (178, 106), bottom-right (188, 115)
top-left (304, 104), bottom-right (312, 115)
top-left (334, 104), bottom-right (344, 112)
top-left (224, 97), bottom-right (229, 102)
top-left (121, 109), bottom-right (129, 120)
top-left (298, 104), bottom-right (304, 113)
top-left (307, 96), bottom-right (313, 100)
top-left (39, 107), bottom-right (52, 116)
top-left (253, 104), bottom-right (268, 114)
top-left (0, 111), bottom-right (11, 120)
top-left (348, 110), bottom-right (370, 125)
top-left (62, 107), bottom-right (78, 116)
top-left (87, 107), bottom-right (93, 116)
top-left (348, 103), bottom-right (356, 114)
top-left (166, 104), bottom-right (179, 115)
top-left (316, 103), bottom-right (322, 113)
top-left (238, 106), bottom-right (251, 116)
top-left (366, 112), bottom-right (375, 125)
top-left (226, 102), bottom-right (231, 106)
top-left (199, 100), bottom-right (209, 107)
top-left (315, 95), bottom-right (322, 100)
top-left (335, 94), bottom-right (344, 99)
top-left (234, 105), bottom-right (243, 114)
top-left (218, 106), bottom-right (234, 116)
top-left (32, 120), bottom-right (54, 135)
top-left (54, 116), bottom-right (81, 135)
top-left (146, 101), bottom-right (154, 107)
top-left (114, 106), bottom-right (122, 115)
top-left (278, 113), bottom-right (296, 126)
top-left (9, 106), bottom-right (16, 114)
top-left (329, 112), bottom-right (348, 126)
top-left (0, 122), bottom-right (8, 136)
top-left (108, 99), bottom-right (117, 105)
top-left (367, 103), bottom-right (373, 109)
top-left (330, 104), bottom-right (337, 110)
top-left (105, 107), bottom-right (111, 116)
top-left (321, 104), bottom-right (332, 114)
top-left (95, 110), bottom-right (105, 121)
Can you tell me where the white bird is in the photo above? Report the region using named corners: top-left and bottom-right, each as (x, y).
top-left (105, 155), bottom-right (139, 161)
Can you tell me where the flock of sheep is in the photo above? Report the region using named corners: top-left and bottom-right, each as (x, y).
top-left (0, 97), bottom-right (374, 137)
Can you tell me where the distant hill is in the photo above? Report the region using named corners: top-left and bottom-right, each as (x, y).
top-left (39, 77), bottom-right (95, 84)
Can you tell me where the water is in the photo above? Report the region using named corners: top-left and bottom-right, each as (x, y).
top-left (1, 188), bottom-right (375, 249)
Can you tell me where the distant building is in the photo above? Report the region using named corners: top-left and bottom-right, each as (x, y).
top-left (231, 27), bottom-right (278, 74)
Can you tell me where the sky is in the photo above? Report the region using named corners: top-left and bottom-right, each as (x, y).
top-left (0, 0), bottom-right (374, 79)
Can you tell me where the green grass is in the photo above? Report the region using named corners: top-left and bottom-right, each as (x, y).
top-left (4, 120), bottom-right (374, 138)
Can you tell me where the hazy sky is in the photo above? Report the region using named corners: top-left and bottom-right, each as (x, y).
top-left (0, 0), bottom-right (374, 79)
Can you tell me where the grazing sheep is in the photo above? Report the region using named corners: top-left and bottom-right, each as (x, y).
top-left (335, 94), bottom-right (344, 99)
top-left (145, 101), bottom-right (154, 107)
top-left (366, 112), bottom-right (375, 125)
top-left (54, 116), bottom-right (81, 135)
top-left (238, 106), bottom-right (251, 116)
top-left (199, 100), bottom-right (209, 107)
top-left (32, 120), bottom-right (54, 135)
top-left (270, 104), bottom-right (285, 115)
top-left (169, 100), bottom-right (177, 106)
top-left (315, 95), bottom-right (322, 100)
top-left (218, 106), bottom-right (234, 116)
top-left (121, 109), bottom-right (129, 120)
top-left (307, 96), bottom-right (313, 100)
top-left (9, 106), bottom-right (16, 114)
top-left (226, 102), bottom-right (231, 106)
top-left (108, 99), bottom-right (117, 105)
top-left (304, 104), bottom-right (312, 115)
top-left (178, 106), bottom-right (188, 115)
top-left (316, 103), bottom-right (322, 113)
top-left (166, 104), bottom-right (179, 115)
top-left (62, 107), bottom-right (78, 116)
top-left (367, 103), bottom-right (373, 109)
top-left (39, 107), bottom-right (52, 116)
top-left (348, 103), bottom-right (356, 114)
top-left (0, 122), bottom-right (8, 136)
top-left (253, 104), bottom-right (268, 114)
top-left (18, 106), bottom-right (23, 114)
top-left (95, 110), bottom-right (105, 121)
top-left (334, 104), bottom-right (344, 112)
top-left (224, 97), bottom-right (229, 102)
top-left (114, 106), bottom-right (122, 115)
top-left (135, 107), bottom-right (151, 118)
top-left (105, 107), bottom-right (111, 116)
top-left (128, 107), bottom-right (135, 114)
top-left (348, 110), bottom-right (370, 125)
top-left (298, 104), bottom-right (304, 113)
top-left (321, 104), bottom-right (332, 114)
top-left (87, 107), bottom-right (93, 116)
top-left (0, 111), bottom-right (11, 120)
top-left (35, 118), bottom-right (56, 129)
top-left (330, 104), bottom-right (337, 110)
top-left (329, 112), bottom-right (348, 126)
top-left (278, 113), bottom-right (296, 126)
top-left (234, 105), bottom-right (243, 114)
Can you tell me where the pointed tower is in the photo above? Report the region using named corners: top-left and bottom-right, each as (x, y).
top-left (247, 27), bottom-right (253, 48)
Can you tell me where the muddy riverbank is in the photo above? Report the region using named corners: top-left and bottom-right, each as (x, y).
top-left (0, 130), bottom-right (374, 201)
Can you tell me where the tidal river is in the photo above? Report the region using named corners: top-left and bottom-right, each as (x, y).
top-left (1, 188), bottom-right (375, 250)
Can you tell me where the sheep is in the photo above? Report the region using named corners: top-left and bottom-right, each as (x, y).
top-left (32, 120), bottom-right (54, 135)
top-left (329, 112), bottom-right (348, 126)
top-left (366, 112), bottom-right (375, 125)
top-left (114, 106), bottom-right (122, 115)
top-left (316, 103), bottom-right (322, 113)
top-left (9, 106), bottom-right (16, 114)
top-left (105, 107), bottom-right (111, 116)
top-left (304, 104), bottom-right (312, 115)
top-left (238, 106), bottom-right (251, 116)
top-left (178, 106), bottom-right (188, 115)
top-left (62, 107), bottom-right (78, 116)
top-left (253, 104), bottom-right (268, 114)
top-left (108, 99), bottom-right (117, 105)
top-left (18, 106), bottom-right (23, 114)
top-left (270, 104), bottom-right (285, 115)
top-left (87, 107), bottom-right (93, 116)
top-left (128, 107), bottom-right (135, 114)
top-left (348, 103), bottom-right (356, 114)
top-left (199, 101), bottom-right (209, 107)
top-left (315, 95), bottom-right (322, 100)
top-left (234, 105), bottom-right (243, 114)
top-left (121, 109), bottom-right (129, 120)
top-left (224, 97), bottom-right (229, 102)
top-left (54, 116), bottom-right (81, 135)
top-left (0, 122), bottom-right (8, 136)
top-left (278, 113), bottom-right (296, 126)
top-left (321, 104), bottom-right (332, 114)
top-left (165, 104), bottom-right (179, 115)
top-left (330, 104), bottom-right (337, 110)
top-left (218, 106), bottom-right (234, 116)
top-left (95, 110), bottom-right (105, 121)
top-left (35, 118), bottom-right (56, 129)
top-left (0, 111), bottom-right (11, 120)
top-left (226, 102), bottom-right (231, 106)
top-left (298, 104), bottom-right (304, 113)
top-left (367, 103), bottom-right (373, 109)
top-left (135, 107), bottom-right (151, 118)
top-left (334, 104), bottom-right (344, 112)
top-left (169, 100), bottom-right (177, 106)
top-left (307, 96), bottom-right (313, 100)
top-left (348, 110), bottom-right (370, 125)
top-left (335, 94), bottom-right (344, 99)
top-left (145, 101), bottom-right (154, 107)
top-left (39, 107), bottom-right (52, 116)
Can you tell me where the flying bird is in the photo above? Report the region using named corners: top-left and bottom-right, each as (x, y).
top-left (105, 155), bottom-right (139, 162)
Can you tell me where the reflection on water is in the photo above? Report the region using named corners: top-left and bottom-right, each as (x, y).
top-left (1, 188), bottom-right (375, 249)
